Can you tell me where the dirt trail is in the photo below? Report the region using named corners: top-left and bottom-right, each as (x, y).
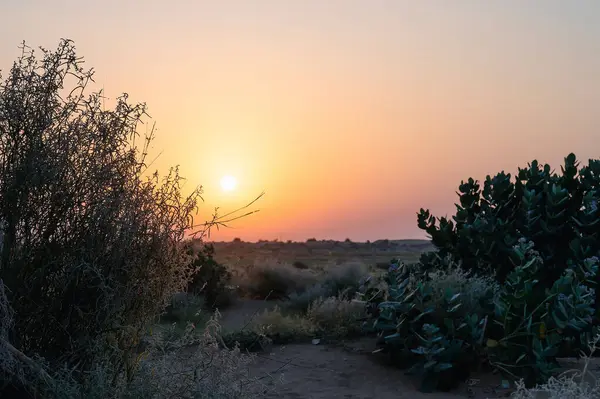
top-left (219, 301), bottom-right (508, 399)
top-left (248, 342), bottom-right (475, 399)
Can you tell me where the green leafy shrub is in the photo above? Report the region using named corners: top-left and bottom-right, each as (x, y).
top-left (404, 153), bottom-right (600, 389)
top-left (360, 260), bottom-right (497, 392)
top-left (487, 239), bottom-right (597, 386)
top-left (417, 153), bottom-right (600, 296)
top-left (187, 244), bottom-right (235, 309)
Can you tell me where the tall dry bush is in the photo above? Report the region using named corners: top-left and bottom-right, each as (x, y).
top-left (0, 40), bottom-right (202, 394)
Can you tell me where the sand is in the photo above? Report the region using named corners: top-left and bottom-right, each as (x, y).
top-left (218, 300), bottom-right (512, 399)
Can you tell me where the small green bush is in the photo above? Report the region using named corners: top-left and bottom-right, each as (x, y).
top-left (187, 244), bottom-right (234, 309)
top-left (361, 260), bottom-right (497, 392)
top-left (487, 239), bottom-right (597, 386)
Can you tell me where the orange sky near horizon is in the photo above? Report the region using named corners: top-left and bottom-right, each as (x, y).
top-left (2, 1), bottom-right (599, 242)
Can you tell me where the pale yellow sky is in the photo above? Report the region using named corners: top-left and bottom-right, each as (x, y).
top-left (2, 1), bottom-right (599, 241)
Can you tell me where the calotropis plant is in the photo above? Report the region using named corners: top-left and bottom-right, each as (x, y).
top-left (360, 153), bottom-right (600, 392)
top-left (360, 261), bottom-right (492, 392)
top-left (487, 239), bottom-right (598, 386)
top-left (417, 153), bottom-right (600, 307)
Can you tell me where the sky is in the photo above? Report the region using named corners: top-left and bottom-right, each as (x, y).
top-left (1, 1), bottom-right (599, 242)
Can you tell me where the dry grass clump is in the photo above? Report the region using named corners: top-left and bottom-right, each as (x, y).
top-left (227, 294), bottom-right (366, 348)
top-left (126, 312), bottom-right (274, 399)
top-left (250, 305), bottom-right (316, 344)
top-left (236, 260), bottom-right (317, 300)
top-left (306, 294), bottom-right (365, 339)
top-left (223, 262), bottom-right (369, 347)
top-left (158, 293), bottom-right (209, 333)
top-left (2, 285), bottom-right (274, 399)
top-left (511, 334), bottom-right (600, 399)
top-left (286, 261), bottom-right (367, 312)
top-left (0, 279), bottom-right (14, 367)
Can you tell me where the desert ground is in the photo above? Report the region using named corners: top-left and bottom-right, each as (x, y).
top-left (217, 299), bottom-right (510, 399)
top-left (150, 238), bottom-right (600, 399)
top-left (174, 239), bottom-right (516, 399)
top-left (210, 238), bottom-right (432, 271)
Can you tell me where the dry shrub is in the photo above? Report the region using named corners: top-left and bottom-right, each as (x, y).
top-left (292, 260), bottom-right (309, 269)
top-left (306, 295), bottom-right (365, 339)
top-left (0, 303), bottom-right (275, 398)
top-left (125, 313), bottom-right (274, 399)
top-left (0, 278), bottom-right (20, 393)
top-left (375, 261), bottom-right (391, 270)
top-left (0, 40), bottom-right (202, 395)
top-left (286, 261), bottom-right (368, 312)
top-left (250, 306), bottom-right (315, 343)
top-left (232, 294), bottom-right (366, 346)
top-left (322, 261), bottom-right (366, 294)
top-left (160, 293), bottom-right (208, 330)
top-left (285, 283), bottom-right (331, 313)
top-left (238, 261), bottom-right (317, 300)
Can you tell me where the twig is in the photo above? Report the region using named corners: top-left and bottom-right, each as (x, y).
top-left (0, 337), bottom-right (54, 384)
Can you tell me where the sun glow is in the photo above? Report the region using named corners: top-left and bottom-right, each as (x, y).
top-left (220, 175), bottom-right (238, 192)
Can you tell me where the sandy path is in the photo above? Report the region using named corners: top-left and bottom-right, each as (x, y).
top-left (248, 342), bottom-right (473, 399)
top-left (218, 301), bottom-right (508, 399)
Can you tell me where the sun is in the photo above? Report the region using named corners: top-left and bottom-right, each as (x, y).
top-left (220, 175), bottom-right (238, 192)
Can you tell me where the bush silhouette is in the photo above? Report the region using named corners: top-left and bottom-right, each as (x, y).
top-left (0, 40), bottom-right (202, 394)
top-left (187, 243), bottom-right (233, 309)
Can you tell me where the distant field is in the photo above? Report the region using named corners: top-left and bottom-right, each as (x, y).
top-left (206, 239), bottom-right (434, 271)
